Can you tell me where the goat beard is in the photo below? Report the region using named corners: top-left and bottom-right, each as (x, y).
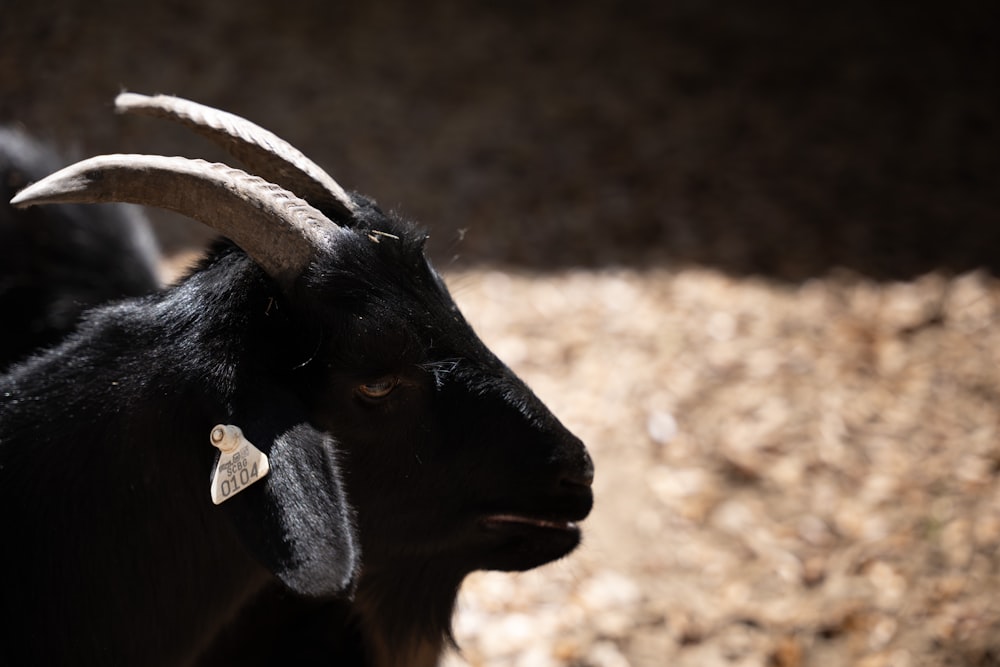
top-left (195, 560), bottom-right (464, 666)
top-left (352, 559), bottom-right (467, 667)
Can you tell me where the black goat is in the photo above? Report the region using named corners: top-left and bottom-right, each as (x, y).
top-left (0, 94), bottom-right (594, 666)
top-left (0, 127), bottom-right (160, 370)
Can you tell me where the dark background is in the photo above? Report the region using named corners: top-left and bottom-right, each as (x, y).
top-left (2, 0), bottom-right (997, 280)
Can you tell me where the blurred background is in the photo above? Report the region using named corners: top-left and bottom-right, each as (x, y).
top-left (3, 1), bottom-right (1000, 665)
top-left (3, 0), bottom-right (997, 278)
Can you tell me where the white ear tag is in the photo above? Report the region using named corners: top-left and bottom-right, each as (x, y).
top-left (209, 424), bottom-right (270, 505)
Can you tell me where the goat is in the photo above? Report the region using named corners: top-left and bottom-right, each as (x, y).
top-left (1, 93), bottom-right (594, 666)
top-left (0, 126), bottom-right (160, 370)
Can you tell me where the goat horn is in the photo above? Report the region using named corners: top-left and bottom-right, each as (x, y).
top-left (115, 92), bottom-right (358, 219)
top-left (10, 154), bottom-right (341, 288)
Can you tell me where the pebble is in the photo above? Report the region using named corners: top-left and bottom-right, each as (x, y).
top-left (646, 410), bottom-right (678, 445)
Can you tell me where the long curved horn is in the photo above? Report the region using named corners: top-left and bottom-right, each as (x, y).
top-left (10, 154), bottom-right (342, 288)
top-left (115, 92), bottom-right (358, 219)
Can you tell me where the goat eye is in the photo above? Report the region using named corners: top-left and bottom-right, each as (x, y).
top-left (357, 377), bottom-right (399, 400)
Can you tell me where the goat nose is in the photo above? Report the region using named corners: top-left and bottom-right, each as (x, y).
top-left (560, 450), bottom-right (595, 489)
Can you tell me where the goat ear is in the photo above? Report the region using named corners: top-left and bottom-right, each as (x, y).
top-left (217, 395), bottom-right (359, 598)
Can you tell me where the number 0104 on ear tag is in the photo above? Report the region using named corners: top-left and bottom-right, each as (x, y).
top-left (209, 424), bottom-right (270, 505)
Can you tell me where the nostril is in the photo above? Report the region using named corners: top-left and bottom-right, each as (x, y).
top-left (560, 453), bottom-right (595, 489)
top-left (561, 470), bottom-right (594, 490)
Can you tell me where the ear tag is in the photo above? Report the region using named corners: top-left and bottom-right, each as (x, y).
top-left (209, 424), bottom-right (270, 505)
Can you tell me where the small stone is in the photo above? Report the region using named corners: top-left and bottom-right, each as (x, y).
top-left (585, 641), bottom-right (631, 667)
top-left (513, 645), bottom-right (560, 667)
top-left (770, 636), bottom-right (803, 667)
top-left (578, 571), bottom-right (643, 612)
top-left (801, 556), bottom-right (827, 587)
top-left (646, 411), bottom-right (678, 445)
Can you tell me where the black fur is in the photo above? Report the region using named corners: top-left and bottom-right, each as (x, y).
top-left (0, 151), bottom-right (593, 666)
top-left (0, 127), bottom-right (160, 370)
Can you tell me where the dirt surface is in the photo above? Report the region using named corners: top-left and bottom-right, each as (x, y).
top-left (4, 2), bottom-right (1000, 665)
top-left (441, 267), bottom-right (1000, 667)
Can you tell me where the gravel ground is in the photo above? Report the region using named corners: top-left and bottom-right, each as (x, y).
top-left (439, 267), bottom-right (1000, 666)
top-left (5, 2), bottom-right (1000, 665)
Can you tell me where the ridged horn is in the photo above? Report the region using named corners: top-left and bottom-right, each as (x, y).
top-left (115, 92), bottom-right (358, 219)
top-left (10, 154), bottom-right (342, 288)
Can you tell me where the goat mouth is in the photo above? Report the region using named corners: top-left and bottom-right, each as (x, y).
top-left (474, 512), bottom-right (584, 571)
top-left (479, 514), bottom-right (580, 533)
